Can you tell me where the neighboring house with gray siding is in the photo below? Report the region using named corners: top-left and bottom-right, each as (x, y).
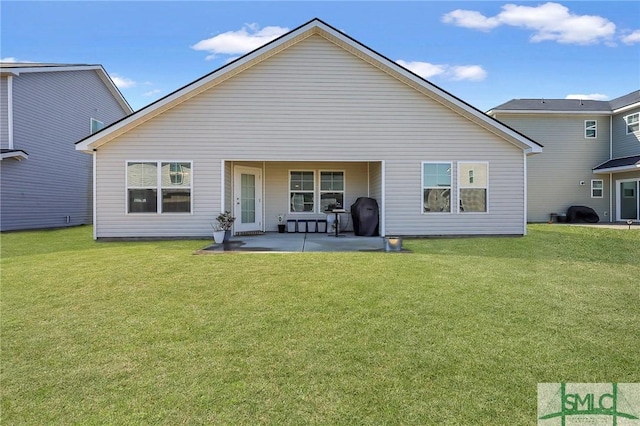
top-left (76, 19), bottom-right (542, 239)
top-left (489, 91), bottom-right (640, 223)
top-left (1, 63), bottom-right (132, 231)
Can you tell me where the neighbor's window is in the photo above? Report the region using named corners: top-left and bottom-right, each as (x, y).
top-left (320, 171), bottom-right (344, 212)
top-left (591, 179), bottom-right (603, 198)
top-left (422, 162), bottom-right (451, 213)
top-left (127, 161), bottom-right (191, 213)
top-left (626, 113), bottom-right (639, 134)
top-left (585, 120), bottom-right (597, 138)
top-left (290, 171), bottom-right (315, 213)
top-left (459, 162), bottom-right (488, 212)
top-left (90, 118), bottom-right (104, 134)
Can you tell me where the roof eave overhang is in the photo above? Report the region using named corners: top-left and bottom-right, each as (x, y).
top-left (593, 165), bottom-right (640, 174)
top-left (489, 109), bottom-right (612, 115)
top-left (1, 150), bottom-right (29, 161)
top-left (613, 102), bottom-right (640, 115)
top-left (76, 18), bottom-right (542, 154)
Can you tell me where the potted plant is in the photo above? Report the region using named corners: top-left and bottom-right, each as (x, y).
top-left (210, 224), bottom-right (226, 244)
top-left (276, 214), bottom-right (286, 233)
top-left (211, 211), bottom-right (235, 243)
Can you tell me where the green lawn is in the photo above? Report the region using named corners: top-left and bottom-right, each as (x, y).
top-left (1, 225), bottom-right (638, 424)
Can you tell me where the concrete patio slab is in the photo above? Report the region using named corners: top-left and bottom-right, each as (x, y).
top-left (196, 232), bottom-right (387, 253)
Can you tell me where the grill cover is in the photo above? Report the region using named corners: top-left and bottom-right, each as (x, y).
top-left (566, 205), bottom-right (600, 223)
top-left (350, 197), bottom-right (379, 236)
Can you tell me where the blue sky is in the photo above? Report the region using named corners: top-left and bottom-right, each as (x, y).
top-left (2, 1), bottom-right (639, 111)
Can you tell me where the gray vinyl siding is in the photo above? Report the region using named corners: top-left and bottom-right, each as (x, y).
top-left (495, 113), bottom-right (611, 222)
top-left (94, 34), bottom-right (527, 237)
top-left (612, 107), bottom-right (640, 159)
top-left (1, 70), bottom-right (128, 231)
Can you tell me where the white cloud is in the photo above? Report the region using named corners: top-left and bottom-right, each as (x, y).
top-left (0, 57), bottom-right (19, 63)
top-left (565, 93), bottom-right (609, 101)
top-left (397, 60), bottom-right (487, 82)
top-left (396, 60), bottom-right (446, 78)
top-left (441, 10), bottom-right (499, 31)
top-left (191, 23), bottom-right (289, 60)
top-left (450, 65), bottom-right (487, 81)
top-left (621, 29), bottom-right (640, 44)
top-left (143, 89), bottom-right (162, 97)
top-left (111, 74), bottom-right (136, 89)
top-left (442, 2), bottom-right (616, 45)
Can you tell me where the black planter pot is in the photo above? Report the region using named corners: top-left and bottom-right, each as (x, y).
top-left (278, 224), bottom-right (286, 233)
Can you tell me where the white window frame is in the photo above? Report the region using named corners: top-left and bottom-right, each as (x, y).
top-left (457, 161), bottom-right (489, 214)
top-left (90, 118), bottom-right (104, 134)
top-left (625, 113), bottom-right (639, 134)
top-left (591, 179), bottom-right (604, 198)
top-left (126, 160), bottom-right (193, 214)
top-left (584, 120), bottom-right (597, 138)
top-left (289, 170), bottom-right (316, 214)
top-left (288, 169), bottom-right (346, 214)
top-left (422, 161), bottom-right (452, 214)
top-left (319, 170), bottom-right (345, 212)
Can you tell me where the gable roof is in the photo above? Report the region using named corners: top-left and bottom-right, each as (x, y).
top-left (489, 90), bottom-right (640, 115)
top-left (0, 62), bottom-right (133, 114)
top-left (75, 18), bottom-right (542, 154)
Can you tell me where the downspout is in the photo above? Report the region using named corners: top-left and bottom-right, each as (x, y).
top-left (367, 162), bottom-right (370, 197)
top-left (7, 75), bottom-right (13, 149)
top-left (93, 149), bottom-right (97, 240)
top-left (263, 161), bottom-right (266, 232)
top-left (380, 161), bottom-right (386, 237)
top-left (220, 160), bottom-right (225, 214)
top-left (609, 116), bottom-right (613, 223)
top-left (609, 172), bottom-right (613, 222)
top-left (523, 151), bottom-right (528, 235)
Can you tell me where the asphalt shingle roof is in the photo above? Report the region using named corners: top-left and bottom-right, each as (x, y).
top-left (490, 90), bottom-right (640, 113)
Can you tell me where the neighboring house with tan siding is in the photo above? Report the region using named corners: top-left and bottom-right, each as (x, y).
top-left (1, 63), bottom-right (132, 231)
top-left (489, 90), bottom-right (640, 223)
top-left (76, 19), bottom-right (542, 239)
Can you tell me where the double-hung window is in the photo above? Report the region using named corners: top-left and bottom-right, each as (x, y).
top-left (591, 179), bottom-right (603, 198)
top-left (422, 162), bottom-right (451, 213)
top-left (127, 161), bottom-right (192, 213)
top-left (459, 162), bottom-right (488, 212)
top-left (625, 113), bottom-right (639, 134)
top-left (320, 171), bottom-right (344, 211)
top-left (585, 120), bottom-right (597, 138)
top-left (290, 171), bottom-right (315, 212)
top-left (289, 170), bottom-right (345, 213)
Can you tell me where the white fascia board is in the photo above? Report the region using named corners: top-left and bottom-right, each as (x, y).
top-left (612, 102), bottom-right (640, 114)
top-left (489, 109), bottom-right (612, 115)
top-left (6, 65), bottom-right (104, 74)
top-left (592, 164), bottom-right (640, 174)
top-left (1, 150), bottom-right (28, 160)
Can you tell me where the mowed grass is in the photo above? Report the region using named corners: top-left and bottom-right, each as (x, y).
top-left (1, 225), bottom-right (638, 424)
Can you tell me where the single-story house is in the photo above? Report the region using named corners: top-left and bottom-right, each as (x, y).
top-left (76, 18), bottom-right (542, 239)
